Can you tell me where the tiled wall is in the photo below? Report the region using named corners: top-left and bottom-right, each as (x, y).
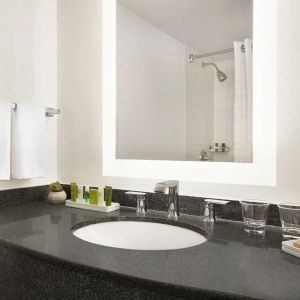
top-left (185, 54), bottom-right (235, 162)
top-left (185, 49), bottom-right (214, 160)
top-left (213, 59), bottom-right (235, 162)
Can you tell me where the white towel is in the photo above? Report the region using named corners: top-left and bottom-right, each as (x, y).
top-left (11, 104), bottom-right (45, 179)
top-left (0, 101), bottom-right (12, 180)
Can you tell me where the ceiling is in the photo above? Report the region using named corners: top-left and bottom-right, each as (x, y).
top-left (117, 0), bottom-right (253, 54)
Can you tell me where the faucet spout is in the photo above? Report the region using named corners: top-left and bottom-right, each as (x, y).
top-left (154, 180), bottom-right (179, 220)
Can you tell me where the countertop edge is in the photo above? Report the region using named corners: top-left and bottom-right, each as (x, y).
top-left (0, 236), bottom-right (258, 300)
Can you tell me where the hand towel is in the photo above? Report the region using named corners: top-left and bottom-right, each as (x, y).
top-left (11, 104), bottom-right (45, 179)
top-left (0, 101), bottom-right (12, 180)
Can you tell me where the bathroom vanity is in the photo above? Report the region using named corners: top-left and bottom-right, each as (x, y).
top-left (0, 201), bottom-right (298, 300)
top-left (0, 0), bottom-right (299, 299)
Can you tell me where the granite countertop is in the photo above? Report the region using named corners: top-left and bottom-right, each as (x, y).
top-left (0, 201), bottom-right (299, 300)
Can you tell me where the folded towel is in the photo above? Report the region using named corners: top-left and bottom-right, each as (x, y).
top-left (11, 104), bottom-right (45, 179)
top-left (0, 101), bottom-right (12, 180)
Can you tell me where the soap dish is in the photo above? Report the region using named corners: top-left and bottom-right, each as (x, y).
top-left (282, 240), bottom-right (300, 258)
top-left (65, 200), bottom-right (120, 213)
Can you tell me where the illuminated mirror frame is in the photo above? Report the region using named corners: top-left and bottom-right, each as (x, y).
top-left (102, 0), bottom-right (277, 186)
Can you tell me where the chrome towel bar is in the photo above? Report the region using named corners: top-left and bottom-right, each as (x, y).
top-left (12, 103), bottom-right (60, 117)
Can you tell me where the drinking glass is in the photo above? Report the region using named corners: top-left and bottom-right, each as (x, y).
top-left (278, 204), bottom-right (300, 239)
top-left (240, 200), bottom-right (269, 235)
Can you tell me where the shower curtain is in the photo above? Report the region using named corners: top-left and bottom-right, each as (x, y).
top-left (234, 39), bottom-right (253, 163)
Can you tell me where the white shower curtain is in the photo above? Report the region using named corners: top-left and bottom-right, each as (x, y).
top-left (234, 39), bottom-right (253, 163)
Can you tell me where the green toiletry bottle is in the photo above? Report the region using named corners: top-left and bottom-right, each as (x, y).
top-left (104, 186), bottom-right (112, 206)
top-left (222, 143), bottom-right (226, 152)
top-left (83, 185), bottom-right (90, 204)
top-left (70, 182), bottom-right (78, 202)
top-left (215, 143), bottom-right (219, 152)
top-left (89, 188), bottom-right (99, 205)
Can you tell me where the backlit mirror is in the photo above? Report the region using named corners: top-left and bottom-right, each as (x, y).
top-left (116, 0), bottom-right (253, 163)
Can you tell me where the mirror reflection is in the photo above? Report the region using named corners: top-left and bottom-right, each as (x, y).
top-left (116, 0), bottom-right (253, 162)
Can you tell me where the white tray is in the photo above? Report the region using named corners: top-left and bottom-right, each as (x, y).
top-left (282, 240), bottom-right (300, 258)
top-left (65, 200), bottom-right (120, 213)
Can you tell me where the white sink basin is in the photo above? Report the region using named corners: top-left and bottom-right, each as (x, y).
top-left (73, 221), bottom-right (207, 250)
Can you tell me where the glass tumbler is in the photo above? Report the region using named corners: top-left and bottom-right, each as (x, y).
top-left (240, 200), bottom-right (269, 235)
top-left (278, 204), bottom-right (300, 239)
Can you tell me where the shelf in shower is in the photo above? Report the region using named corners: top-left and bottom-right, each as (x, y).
top-left (209, 147), bottom-right (231, 153)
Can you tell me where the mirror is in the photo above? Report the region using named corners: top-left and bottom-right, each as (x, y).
top-left (116, 0), bottom-right (253, 163)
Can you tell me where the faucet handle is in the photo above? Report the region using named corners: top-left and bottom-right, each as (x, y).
top-left (154, 180), bottom-right (179, 193)
top-left (125, 191), bottom-right (147, 216)
top-left (204, 199), bottom-right (230, 222)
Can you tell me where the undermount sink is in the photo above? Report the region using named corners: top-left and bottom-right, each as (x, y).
top-left (73, 220), bottom-right (207, 250)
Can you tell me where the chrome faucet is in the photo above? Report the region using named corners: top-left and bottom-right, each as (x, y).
top-left (154, 180), bottom-right (179, 220)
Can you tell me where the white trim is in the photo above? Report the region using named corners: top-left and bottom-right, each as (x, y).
top-left (102, 0), bottom-right (277, 186)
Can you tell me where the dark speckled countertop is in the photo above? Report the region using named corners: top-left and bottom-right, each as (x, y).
top-left (0, 202), bottom-right (299, 300)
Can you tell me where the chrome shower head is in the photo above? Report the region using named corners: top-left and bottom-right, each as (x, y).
top-left (202, 62), bottom-right (227, 82)
top-left (188, 54), bottom-right (194, 63)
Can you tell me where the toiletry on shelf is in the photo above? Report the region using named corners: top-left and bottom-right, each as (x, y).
top-left (70, 182), bottom-right (78, 202)
top-left (209, 142), bottom-right (231, 153)
top-left (83, 185), bottom-right (90, 204)
top-left (65, 200), bottom-right (120, 213)
top-left (214, 143), bottom-right (219, 152)
top-left (78, 185), bottom-right (84, 203)
top-left (66, 183), bottom-right (119, 212)
top-left (65, 185), bottom-right (119, 213)
top-left (89, 188), bottom-right (99, 205)
top-left (98, 187), bottom-right (105, 206)
top-left (221, 143), bottom-right (226, 152)
top-left (104, 186), bottom-right (112, 206)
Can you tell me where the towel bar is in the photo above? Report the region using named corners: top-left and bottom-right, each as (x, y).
top-left (12, 103), bottom-right (60, 117)
top-left (45, 108), bottom-right (60, 117)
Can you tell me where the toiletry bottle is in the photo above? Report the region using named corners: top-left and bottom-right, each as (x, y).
top-left (89, 188), bottom-right (99, 205)
top-left (215, 143), bottom-right (219, 152)
top-left (222, 143), bottom-right (226, 152)
top-left (98, 187), bottom-right (105, 206)
top-left (70, 182), bottom-right (78, 202)
top-left (104, 186), bottom-right (112, 206)
top-left (78, 185), bottom-right (84, 203)
top-left (83, 185), bottom-right (90, 204)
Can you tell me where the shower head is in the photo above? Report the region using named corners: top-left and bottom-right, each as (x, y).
top-left (188, 54), bottom-right (195, 63)
top-left (202, 62), bottom-right (227, 82)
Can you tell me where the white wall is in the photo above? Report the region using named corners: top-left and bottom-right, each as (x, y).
top-left (58, 0), bottom-right (300, 204)
top-left (0, 0), bottom-right (57, 190)
top-left (116, 5), bottom-right (186, 160)
top-left (58, 0), bottom-right (102, 185)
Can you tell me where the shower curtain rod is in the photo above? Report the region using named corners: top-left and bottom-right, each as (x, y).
top-left (188, 44), bottom-right (245, 63)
